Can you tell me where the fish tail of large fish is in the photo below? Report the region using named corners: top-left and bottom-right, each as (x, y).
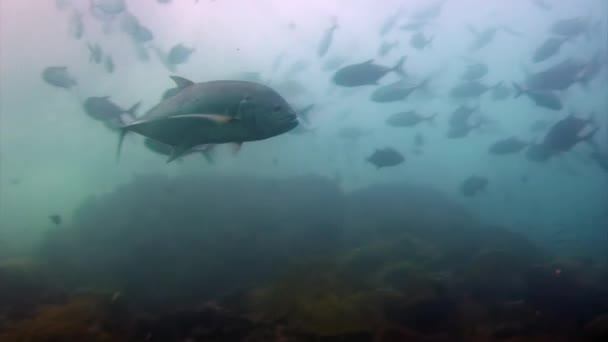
top-left (124, 101), bottom-right (141, 119)
top-left (116, 128), bottom-right (128, 163)
top-left (392, 56), bottom-right (407, 77)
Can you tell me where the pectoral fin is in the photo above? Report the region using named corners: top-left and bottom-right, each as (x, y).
top-left (229, 142), bottom-right (243, 155)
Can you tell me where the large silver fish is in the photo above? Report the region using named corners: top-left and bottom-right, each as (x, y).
top-left (118, 76), bottom-right (298, 162)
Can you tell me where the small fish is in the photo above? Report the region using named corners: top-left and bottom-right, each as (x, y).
top-left (318, 17), bottom-right (338, 58)
top-left (91, 0), bottom-right (126, 16)
top-left (542, 114), bottom-right (598, 152)
top-left (41, 66), bottom-right (77, 89)
top-left (333, 56), bottom-right (406, 87)
top-left (49, 214), bottom-right (62, 225)
top-left (550, 17), bottom-right (591, 37)
top-left (450, 80), bottom-right (498, 98)
top-left (460, 176), bottom-right (488, 197)
top-left (88, 42), bottom-right (103, 64)
top-left (167, 43), bottom-right (195, 66)
top-left (411, 0), bottom-right (446, 20)
top-left (533, 36), bottom-right (570, 63)
top-left (104, 55), bottom-right (115, 73)
top-left (386, 111), bottom-right (437, 127)
top-left (488, 137), bottom-right (529, 155)
top-left (366, 147), bottom-right (404, 168)
top-left (410, 32), bottom-right (434, 50)
top-left (83, 96), bottom-right (139, 124)
top-left (120, 13), bottom-right (154, 43)
top-left (370, 77), bottom-right (429, 103)
top-left (513, 83), bottom-right (562, 111)
top-left (68, 10), bottom-right (84, 39)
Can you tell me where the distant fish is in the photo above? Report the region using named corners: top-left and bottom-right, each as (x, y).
top-left (91, 0), bottom-right (126, 16)
top-left (386, 111), bottom-right (436, 127)
top-left (88, 42), bottom-right (103, 64)
top-left (533, 36), bottom-right (570, 63)
top-left (366, 147), bottom-right (404, 168)
top-left (460, 176), bottom-right (488, 197)
top-left (332, 56), bottom-right (406, 87)
top-left (318, 17), bottom-right (338, 58)
top-left (550, 17), bottom-right (591, 37)
top-left (68, 10), bottom-right (84, 39)
top-left (41, 66), bottom-right (77, 89)
top-left (167, 43), bottom-right (195, 66)
top-left (450, 80), bottom-right (498, 98)
top-left (83, 96), bottom-right (139, 129)
top-left (120, 12), bottom-right (154, 43)
top-left (49, 214), bottom-right (62, 225)
top-left (513, 83), bottom-right (562, 111)
top-left (488, 137), bottom-right (529, 155)
top-left (104, 55), bottom-right (115, 73)
top-left (370, 77), bottom-right (429, 103)
top-left (411, 0), bottom-right (446, 20)
top-left (410, 32), bottom-right (433, 50)
top-left (542, 114), bottom-right (598, 152)
top-left (524, 58), bottom-right (587, 91)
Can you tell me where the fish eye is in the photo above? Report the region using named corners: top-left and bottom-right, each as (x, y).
top-left (273, 105), bottom-right (282, 112)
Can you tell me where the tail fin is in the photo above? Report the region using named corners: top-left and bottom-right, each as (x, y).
top-left (392, 56), bottom-right (407, 77)
top-left (513, 82), bottom-right (525, 98)
top-left (116, 128), bottom-right (128, 163)
top-left (201, 146), bottom-right (216, 164)
top-left (125, 101), bottom-right (140, 120)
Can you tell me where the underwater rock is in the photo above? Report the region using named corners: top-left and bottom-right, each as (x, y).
top-left (0, 258), bottom-right (63, 318)
top-left (524, 260), bottom-right (608, 323)
top-left (460, 249), bottom-right (530, 303)
top-left (383, 294), bottom-right (460, 334)
top-left (0, 296), bottom-right (127, 341)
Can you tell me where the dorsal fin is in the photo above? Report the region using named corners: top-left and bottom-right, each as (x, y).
top-left (169, 75), bottom-right (195, 89)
